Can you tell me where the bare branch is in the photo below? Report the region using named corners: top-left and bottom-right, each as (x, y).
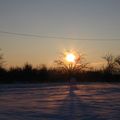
top-left (103, 53), bottom-right (120, 73)
top-left (0, 49), bottom-right (5, 67)
top-left (54, 51), bottom-right (89, 74)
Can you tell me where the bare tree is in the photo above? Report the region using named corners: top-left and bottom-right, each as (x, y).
top-left (0, 49), bottom-right (4, 68)
top-left (54, 51), bottom-right (89, 74)
top-left (115, 56), bottom-right (120, 65)
top-left (103, 54), bottom-right (120, 73)
top-left (115, 56), bottom-right (120, 72)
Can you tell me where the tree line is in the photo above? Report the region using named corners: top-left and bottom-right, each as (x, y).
top-left (0, 50), bottom-right (120, 83)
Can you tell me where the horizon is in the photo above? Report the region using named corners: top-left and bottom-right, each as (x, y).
top-left (0, 0), bottom-right (120, 68)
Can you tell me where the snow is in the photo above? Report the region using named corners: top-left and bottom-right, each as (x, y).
top-left (0, 83), bottom-right (120, 120)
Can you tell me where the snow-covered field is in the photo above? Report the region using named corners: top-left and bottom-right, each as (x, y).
top-left (0, 83), bottom-right (120, 120)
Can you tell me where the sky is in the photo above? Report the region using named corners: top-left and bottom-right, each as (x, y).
top-left (0, 0), bottom-right (120, 68)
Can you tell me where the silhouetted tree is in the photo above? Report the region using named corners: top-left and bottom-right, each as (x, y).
top-left (115, 55), bottom-right (120, 73)
top-left (103, 54), bottom-right (115, 73)
top-left (22, 62), bottom-right (33, 79)
top-left (38, 64), bottom-right (48, 81)
top-left (54, 50), bottom-right (89, 80)
top-left (0, 49), bottom-right (5, 68)
top-left (103, 54), bottom-right (120, 74)
top-left (23, 62), bottom-right (33, 71)
top-left (115, 56), bottom-right (120, 65)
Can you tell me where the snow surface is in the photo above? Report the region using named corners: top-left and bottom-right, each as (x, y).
top-left (0, 83), bottom-right (120, 120)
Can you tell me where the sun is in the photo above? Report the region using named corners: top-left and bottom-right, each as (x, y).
top-left (66, 53), bottom-right (76, 63)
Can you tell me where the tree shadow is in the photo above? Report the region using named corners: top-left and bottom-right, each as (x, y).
top-left (55, 83), bottom-right (106, 120)
top-left (27, 83), bottom-right (107, 120)
top-left (0, 83), bottom-right (112, 120)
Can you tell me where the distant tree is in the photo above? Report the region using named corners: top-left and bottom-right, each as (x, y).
top-left (103, 54), bottom-right (115, 73)
top-left (23, 62), bottom-right (33, 71)
top-left (38, 64), bottom-right (48, 80)
top-left (0, 49), bottom-right (5, 68)
top-left (103, 54), bottom-right (120, 73)
top-left (115, 55), bottom-right (120, 73)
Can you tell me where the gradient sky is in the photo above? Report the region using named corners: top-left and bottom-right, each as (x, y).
top-left (0, 0), bottom-right (120, 68)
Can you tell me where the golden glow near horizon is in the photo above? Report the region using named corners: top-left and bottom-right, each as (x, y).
top-left (0, 1), bottom-right (120, 68)
top-left (66, 53), bottom-right (76, 63)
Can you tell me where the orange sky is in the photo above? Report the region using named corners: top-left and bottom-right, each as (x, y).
top-left (0, 1), bottom-right (120, 68)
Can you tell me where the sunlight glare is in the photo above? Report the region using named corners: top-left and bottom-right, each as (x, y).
top-left (66, 53), bottom-right (76, 63)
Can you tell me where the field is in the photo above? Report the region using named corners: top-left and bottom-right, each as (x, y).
top-left (0, 83), bottom-right (120, 120)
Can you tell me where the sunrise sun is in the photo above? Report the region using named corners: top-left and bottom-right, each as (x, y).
top-left (66, 53), bottom-right (76, 63)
